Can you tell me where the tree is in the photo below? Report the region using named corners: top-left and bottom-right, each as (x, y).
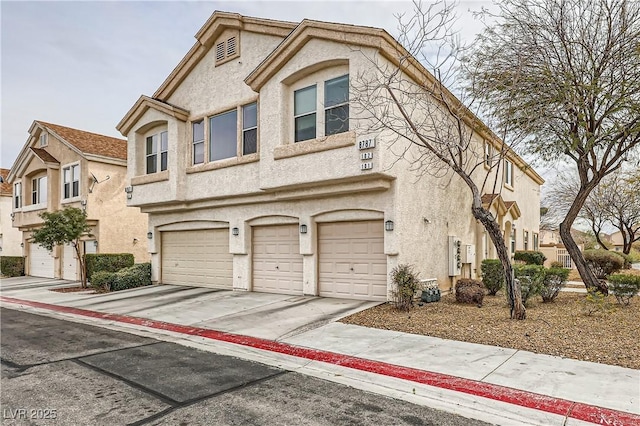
top-left (351, 1), bottom-right (527, 319)
top-left (31, 207), bottom-right (92, 288)
top-left (466, 0), bottom-right (640, 294)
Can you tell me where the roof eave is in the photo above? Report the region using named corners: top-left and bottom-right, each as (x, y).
top-left (117, 95), bottom-right (190, 136)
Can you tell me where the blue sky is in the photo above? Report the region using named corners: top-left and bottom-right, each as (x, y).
top-left (1, 1), bottom-right (492, 169)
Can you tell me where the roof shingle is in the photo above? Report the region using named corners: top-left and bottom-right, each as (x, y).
top-left (0, 168), bottom-right (12, 196)
top-left (30, 147), bottom-right (59, 164)
top-left (37, 121), bottom-right (127, 160)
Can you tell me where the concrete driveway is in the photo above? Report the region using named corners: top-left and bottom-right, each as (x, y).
top-left (0, 276), bottom-right (380, 340)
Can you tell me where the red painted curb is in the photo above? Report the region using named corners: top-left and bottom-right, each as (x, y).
top-left (2, 295), bottom-right (638, 425)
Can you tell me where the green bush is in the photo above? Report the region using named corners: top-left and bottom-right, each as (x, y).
top-left (616, 252), bottom-right (633, 269)
top-left (389, 264), bottom-right (420, 311)
top-left (1, 256), bottom-right (25, 277)
top-left (514, 264), bottom-right (545, 307)
top-left (481, 259), bottom-right (505, 296)
top-left (514, 251), bottom-right (547, 266)
top-left (540, 267), bottom-right (569, 302)
top-left (90, 270), bottom-right (116, 292)
top-left (584, 250), bottom-right (624, 279)
top-left (86, 253), bottom-right (134, 282)
top-left (607, 274), bottom-right (640, 306)
top-left (111, 263), bottom-right (152, 292)
top-left (549, 261), bottom-right (564, 268)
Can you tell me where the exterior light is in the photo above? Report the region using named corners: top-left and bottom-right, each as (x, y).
top-left (147, 232), bottom-right (153, 240)
top-left (299, 224), bottom-right (307, 234)
top-left (93, 240), bottom-right (99, 247)
top-left (20, 242), bottom-right (24, 248)
top-left (10, 213), bottom-right (15, 221)
top-left (124, 186), bottom-right (133, 193)
top-left (127, 193), bottom-right (133, 199)
top-left (80, 200), bottom-right (87, 207)
top-left (385, 220), bottom-right (394, 232)
top-left (232, 227), bottom-right (239, 236)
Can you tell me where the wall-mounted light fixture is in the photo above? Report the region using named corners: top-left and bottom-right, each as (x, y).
top-left (127, 193), bottom-right (133, 200)
top-left (133, 238), bottom-right (138, 244)
top-left (124, 186), bottom-right (133, 193)
top-left (20, 242), bottom-right (24, 248)
top-left (93, 240), bottom-right (99, 247)
top-left (232, 227), bottom-right (239, 236)
top-left (423, 217), bottom-right (431, 224)
top-left (80, 200), bottom-right (87, 208)
top-left (299, 224), bottom-right (308, 234)
top-left (147, 232), bottom-right (153, 240)
top-left (385, 220), bottom-right (394, 232)
top-left (10, 213), bottom-right (15, 221)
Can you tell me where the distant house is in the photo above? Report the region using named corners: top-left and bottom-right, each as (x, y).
top-left (0, 168), bottom-right (23, 256)
top-left (116, 12), bottom-right (543, 300)
top-left (7, 121), bottom-right (149, 279)
top-left (609, 230), bottom-right (639, 253)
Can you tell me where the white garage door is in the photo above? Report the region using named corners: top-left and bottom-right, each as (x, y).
top-left (161, 229), bottom-right (232, 288)
top-left (252, 225), bottom-right (303, 295)
top-left (29, 243), bottom-right (55, 278)
top-left (318, 220), bottom-right (387, 301)
top-left (62, 243), bottom-right (78, 281)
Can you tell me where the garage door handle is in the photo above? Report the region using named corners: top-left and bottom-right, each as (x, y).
top-left (276, 266), bottom-right (279, 270)
top-left (350, 267), bottom-right (354, 271)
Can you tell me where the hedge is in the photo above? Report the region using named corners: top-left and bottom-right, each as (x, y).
top-left (514, 250), bottom-right (547, 266)
top-left (583, 250), bottom-right (624, 279)
top-left (86, 253), bottom-right (134, 282)
top-left (607, 274), bottom-right (640, 306)
top-left (91, 263), bottom-right (151, 292)
top-left (480, 259), bottom-right (504, 295)
top-left (1, 256), bottom-right (25, 277)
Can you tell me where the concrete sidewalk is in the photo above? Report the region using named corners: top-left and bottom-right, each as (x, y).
top-left (1, 277), bottom-right (638, 426)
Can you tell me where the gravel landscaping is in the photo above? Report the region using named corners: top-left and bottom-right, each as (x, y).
top-left (341, 290), bottom-right (640, 370)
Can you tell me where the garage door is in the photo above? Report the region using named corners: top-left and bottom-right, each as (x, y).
top-left (29, 243), bottom-right (55, 278)
top-left (161, 229), bottom-right (232, 288)
top-left (62, 243), bottom-right (78, 281)
top-left (252, 225), bottom-right (303, 295)
top-left (318, 220), bottom-right (387, 301)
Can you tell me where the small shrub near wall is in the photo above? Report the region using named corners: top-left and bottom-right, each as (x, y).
top-left (540, 267), bottom-right (569, 302)
top-left (607, 274), bottom-right (640, 306)
top-left (455, 279), bottom-right (485, 307)
top-left (389, 264), bottom-right (420, 311)
top-left (514, 251), bottom-right (547, 266)
top-left (617, 253), bottom-right (633, 269)
top-left (92, 263), bottom-right (151, 292)
top-left (86, 253), bottom-right (134, 282)
top-left (583, 250), bottom-right (624, 279)
top-left (91, 271), bottom-right (115, 292)
top-left (514, 265), bottom-right (545, 307)
top-left (0, 256), bottom-right (25, 277)
top-left (481, 259), bottom-right (504, 295)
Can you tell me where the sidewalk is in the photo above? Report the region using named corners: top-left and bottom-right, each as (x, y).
top-left (1, 277), bottom-right (638, 426)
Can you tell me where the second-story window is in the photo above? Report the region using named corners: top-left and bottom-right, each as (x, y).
top-left (193, 121), bottom-right (205, 165)
top-left (146, 131), bottom-right (168, 174)
top-left (63, 164), bottom-right (80, 199)
top-left (14, 182), bottom-right (22, 208)
top-left (294, 85), bottom-right (317, 143)
top-left (523, 230), bottom-right (529, 251)
top-left (510, 227), bottom-right (516, 254)
top-left (32, 176), bottom-right (47, 205)
top-left (242, 103), bottom-right (257, 155)
top-left (533, 232), bottom-right (539, 250)
top-left (39, 134), bottom-right (47, 147)
top-left (505, 160), bottom-right (514, 187)
top-left (324, 74), bottom-right (349, 136)
top-left (210, 110), bottom-right (237, 161)
top-left (484, 142), bottom-right (492, 167)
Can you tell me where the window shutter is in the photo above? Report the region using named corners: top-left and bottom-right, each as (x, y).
top-left (227, 37), bottom-right (236, 56)
top-left (216, 42), bottom-right (225, 61)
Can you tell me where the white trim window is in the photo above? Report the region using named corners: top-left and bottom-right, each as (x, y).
top-left (324, 74), bottom-right (349, 136)
top-left (510, 228), bottom-right (516, 254)
top-left (484, 142), bottom-right (492, 167)
top-left (210, 110), bottom-right (238, 161)
top-left (242, 102), bottom-right (258, 155)
top-left (294, 85), bottom-right (317, 142)
top-left (192, 120), bottom-right (205, 165)
top-left (39, 134), bottom-right (47, 147)
top-left (63, 164), bottom-right (80, 199)
top-left (505, 159), bottom-right (514, 187)
top-left (146, 131), bottom-right (168, 174)
top-left (31, 176), bottom-right (47, 205)
top-left (14, 182), bottom-right (22, 209)
top-left (533, 232), bottom-right (539, 251)
top-left (523, 230), bottom-right (529, 251)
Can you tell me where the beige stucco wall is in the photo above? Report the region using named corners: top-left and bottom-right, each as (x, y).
top-left (0, 195), bottom-right (22, 256)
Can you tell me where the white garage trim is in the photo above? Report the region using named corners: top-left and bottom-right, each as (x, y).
top-left (29, 243), bottom-right (55, 278)
top-left (161, 229), bottom-right (232, 288)
top-left (252, 224), bottom-right (303, 295)
top-left (318, 220), bottom-right (387, 301)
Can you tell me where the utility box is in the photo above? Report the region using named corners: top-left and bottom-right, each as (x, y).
top-left (461, 244), bottom-right (476, 264)
top-left (448, 236), bottom-right (462, 276)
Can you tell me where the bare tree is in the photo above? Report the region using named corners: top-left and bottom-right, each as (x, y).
top-left (601, 170), bottom-right (640, 254)
top-left (466, 0), bottom-right (640, 293)
top-left (351, 1), bottom-right (527, 319)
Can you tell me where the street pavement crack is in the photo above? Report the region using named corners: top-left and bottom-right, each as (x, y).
top-left (479, 349), bottom-right (519, 382)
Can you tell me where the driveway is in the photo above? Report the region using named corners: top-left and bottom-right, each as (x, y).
top-left (0, 276), bottom-right (380, 341)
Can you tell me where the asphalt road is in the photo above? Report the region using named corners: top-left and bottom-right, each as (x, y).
top-left (1, 308), bottom-right (490, 426)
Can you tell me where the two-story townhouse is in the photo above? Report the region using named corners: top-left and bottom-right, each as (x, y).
top-left (8, 121), bottom-right (149, 279)
top-left (117, 12), bottom-right (543, 301)
top-left (0, 169), bottom-right (23, 256)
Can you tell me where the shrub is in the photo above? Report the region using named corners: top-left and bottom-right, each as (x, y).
top-left (514, 251), bottom-right (547, 266)
top-left (581, 289), bottom-right (615, 316)
top-left (1, 256), bottom-right (25, 277)
top-left (549, 261), bottom-right (564, 268)
top-left (389, 264), bottom-right (420, 311)
top-left (481, 259), bottom-right (504, 296)
top-left (111, 263), bottom-right (152, 292)
top-left (86, 253), bottom-right (134, 282)
top-left (455, 278), bottom-right (485, 307)
top-left (514, 265), bottom-right (545, 307)
top-left (584, 250), bottom-right (624, 279)
top-left (540, 267), bottom-right (569, 303)
top-left (616, 252), bottom-right (633, 269)
top-left (91, 270), bottom-right (116, 292)
top-left (607, 274), bottom-right (640, 306)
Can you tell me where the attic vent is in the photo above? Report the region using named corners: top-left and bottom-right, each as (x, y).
top-left (227, 37), bottom-right (236, 56)
top-left (216, 42), bottom-right (225, 62)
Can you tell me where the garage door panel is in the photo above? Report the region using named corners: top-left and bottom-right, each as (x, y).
top-left (29, 243), bottom-right (55, 278)
top-left (161, 229), bottom-right (232, 289)
top-left (252, 225), bottom-right (303, 295)
top-left (63, 243), bottom-right (77, 281)
top-left (318, 220), bottom-right (387, 301)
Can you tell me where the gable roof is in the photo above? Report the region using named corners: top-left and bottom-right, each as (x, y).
top-left (117, 96), bottom-right (190, 136)
top-left (0, 168), bottom-right (11, 196)
top-left (36, 121), bottom-right (127, 160)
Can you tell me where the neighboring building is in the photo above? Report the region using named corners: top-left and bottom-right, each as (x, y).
top-left (0, 168), bottom-right (23, 256)
top-left (7, 121), bottom-right (149, 279)
top-left (609, 230), bottom-right (639, 253)
top-left (117, 12), bottom-right (543, 300)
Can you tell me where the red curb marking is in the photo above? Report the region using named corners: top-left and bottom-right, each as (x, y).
top-left (2, 295), bottom-right (638, 425)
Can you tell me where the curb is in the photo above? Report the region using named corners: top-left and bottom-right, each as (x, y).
top-left (2, 295), bottom-right (638, 425)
